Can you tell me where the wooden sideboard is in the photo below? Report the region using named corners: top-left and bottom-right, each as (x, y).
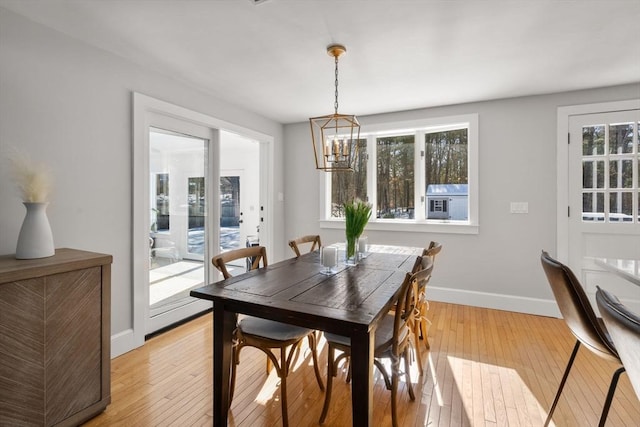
top-left (0, 248), bottom-right (112, 426)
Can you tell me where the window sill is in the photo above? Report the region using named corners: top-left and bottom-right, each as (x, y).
top-left (319, 219), bottom-right (479, 235)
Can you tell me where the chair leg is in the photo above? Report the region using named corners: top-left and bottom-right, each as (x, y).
top-left (374, 359), bottom-right (392, 390)
top-left (598, 366), bottom-right (625, 427)
top-left (413, 320), bottom-right (424, 376)
top-left (544, 340), bottom-right (581, 427)
top-left (319, 345), bottom-right (336, 424)
top-left (308, 333), bottom-right (325, 391)
top-left (279, 346), bottom-right (289, 427)
top-left (391, 357), bottom-right (400, 427)
top-left (230, 344), bottom-right (240, 404)
top-left (420, 316), bottom-right (431, 350)
top-left (403, 348), bottom-right (415, 401)
top-left (420, 301), bottom-right (431, 350)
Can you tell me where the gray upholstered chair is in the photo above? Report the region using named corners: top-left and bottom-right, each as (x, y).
top-left (211, 246), bottom-right (324, 427)
top-left (596, 286), bottom-right (640, 400)
top-left (540, 251), bottom-right (624, 427)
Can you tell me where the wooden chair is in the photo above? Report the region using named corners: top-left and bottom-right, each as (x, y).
top-left (211, 246), bottom-right (324, 427)
top-left (596, 286), bottom-right (639, 400)
top-left (319, 263), bottom-right (434, 427)
top-left (409, 241), bottom-right (442, 375)
top-left (288, 234), bottom-right (322, 257)
top-left (540, 251), bottom-right (623, 427)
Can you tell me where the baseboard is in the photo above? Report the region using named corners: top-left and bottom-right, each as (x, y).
top-left (111, 328), bottom-right (137, 358)
top-left (428, 286), bottom-right (562, 318)
top-left (109, 288), bottom-right (562, 358)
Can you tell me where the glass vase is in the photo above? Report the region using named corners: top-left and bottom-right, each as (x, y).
top-left (345, 236), bottom-right (359, 266)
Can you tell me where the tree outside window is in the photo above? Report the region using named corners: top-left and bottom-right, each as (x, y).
top-left (331, 139), bottom-right (367, 217)
top-left (425, 128), bottom-right (468, 221)
top-left (376, 135), bottom-right (414, 219)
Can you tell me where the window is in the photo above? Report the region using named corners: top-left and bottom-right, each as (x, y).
top-left (377, 135), bottom-right (414, 219)
top-left (581, 120), bottom-right (640, 222)
top-left (425, 128), bottom-right (469, 221)
top-left (331, 139), bottom-right (367, 217)
top-left (323, 114), bottom-right (478, 233)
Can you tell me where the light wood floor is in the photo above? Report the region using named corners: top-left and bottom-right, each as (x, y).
top-left (84, 301), bottom-right (639, 426)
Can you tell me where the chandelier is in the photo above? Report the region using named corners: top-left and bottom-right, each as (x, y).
top-left (309, 44), bottom-right (360, 172)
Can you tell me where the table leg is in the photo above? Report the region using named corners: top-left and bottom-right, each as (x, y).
top-left (350, 329), bottom-right (375, 426)
top-left (212, 302), bottom-right (235, 427)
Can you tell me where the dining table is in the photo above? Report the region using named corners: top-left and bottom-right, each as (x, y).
top-left (593, 257), bottom-right (640, 287)
top-left (190, 244), bottom-right (421, 427)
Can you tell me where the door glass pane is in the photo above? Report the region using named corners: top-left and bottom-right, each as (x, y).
top-left (149, 128), bottom-right (207, 317)
top-left (583, 161), bottom-right (594, 189)
top-left (582, 125), bottom-right (605, 155)
top-left (595, 160), bottom-right (605, 188)
top-left (609, 192), bottom-right (633, 222)
top-left (609, 123), bottom-right (633, 154)
top-left (583, 191), bottom-right (605, 221)
top-left (220, 176), bottom-right (241, 253)
top-left (377, 135), bottom-right (414, 219)
top-left (155, 173), bottom-right (169, 230)
top-left (609, 159), bottom-right (633, 189)
top-left (188, 177), bottom-right (205, 255)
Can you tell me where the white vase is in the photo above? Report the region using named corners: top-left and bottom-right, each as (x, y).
top-left (16, 202), bottom-right (55, 259)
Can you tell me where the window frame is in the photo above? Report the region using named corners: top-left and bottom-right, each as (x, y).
top-left (319, 113), bottom-right (479, 234)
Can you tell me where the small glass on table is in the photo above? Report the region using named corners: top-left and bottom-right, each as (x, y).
top-left (358, 235), bottom-right (369, 259)
top-left (320, 245), bottom-right (338, 275)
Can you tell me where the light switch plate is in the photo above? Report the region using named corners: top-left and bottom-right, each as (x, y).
top-left (510, 202), bottom-right (528, 214)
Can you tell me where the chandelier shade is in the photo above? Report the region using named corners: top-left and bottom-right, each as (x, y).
top-left (309, 44), bottom-right (360, 172)
top-left (309, 112), bottom-right (360, 171)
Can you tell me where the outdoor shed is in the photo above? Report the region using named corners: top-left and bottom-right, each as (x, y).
top-left (426, 184), bottom-right (468, 220)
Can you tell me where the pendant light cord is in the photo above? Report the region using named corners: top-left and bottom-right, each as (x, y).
top-left (334, 55), bottom-right (339, 115)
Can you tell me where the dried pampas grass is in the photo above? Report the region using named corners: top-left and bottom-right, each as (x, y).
top-left (7, 148), bottom-right (52, 203)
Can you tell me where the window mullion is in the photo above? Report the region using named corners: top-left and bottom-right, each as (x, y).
top-left (415, 130), bottom-right (426, 221)
top-left (367, 135), bottom-right (376, 216)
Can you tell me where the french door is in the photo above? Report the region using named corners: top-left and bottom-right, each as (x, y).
top-left (146, 119), bottom-right (216, 334)
top-left (567, 108), bottom-right (640, 312)
top-left (132, 93), bottom-right (273, 355)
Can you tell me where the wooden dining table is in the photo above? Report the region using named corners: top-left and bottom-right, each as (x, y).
top-left (190, 244), bottom-right (421, 427)
top-left (594, 257), bottom-right (640, 287)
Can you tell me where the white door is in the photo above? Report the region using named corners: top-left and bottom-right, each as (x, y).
top-left (568, 109), bottom-right (640, 312)
top-left (220, 131), bottom-right (261, 267)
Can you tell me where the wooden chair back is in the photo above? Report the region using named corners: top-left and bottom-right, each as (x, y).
top-left (211, 246), bottom-right (268, 279)
top-left (423, 241), bottom-right (442, 261)
top-left (288, 235), bottom-right (322, 257)
top-left (393, 264), bottom-right (433, 356)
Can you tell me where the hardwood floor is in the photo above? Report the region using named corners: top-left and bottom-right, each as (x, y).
top-left (84, 302), bottom-right (640, 426)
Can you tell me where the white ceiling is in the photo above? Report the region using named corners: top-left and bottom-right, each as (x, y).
top-left (2, 0), bottom-right (639, 124)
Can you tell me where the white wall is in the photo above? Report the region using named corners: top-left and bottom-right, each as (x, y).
top-left (283, 83), bottom-right (640, 316)
top-left (220, 131), bottom-right (261, 243)
top-left (0, 9), bottom-right (284, 341)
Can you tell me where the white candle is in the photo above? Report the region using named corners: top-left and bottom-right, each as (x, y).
top-left (322, 246), bottom-right (337, 268)
top-left (358, 236), bottom-right (368, 254)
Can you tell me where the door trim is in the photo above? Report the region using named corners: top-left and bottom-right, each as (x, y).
top-left (119, 93), bottom-right (275, 358)
top-left (556, 99), bottom-right (640, 262)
